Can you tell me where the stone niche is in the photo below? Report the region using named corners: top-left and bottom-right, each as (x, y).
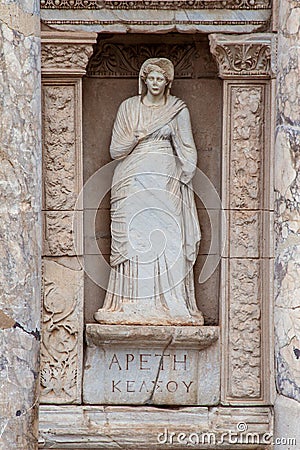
top-left (83, 33), bottom-right (222, 325)
top-left (81, 33), bottom-right (222, 407)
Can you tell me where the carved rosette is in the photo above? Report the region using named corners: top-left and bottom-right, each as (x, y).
top-left (41, 31), bottom-right (97, 404)
top-left (210, 34), bottom-right (274, 404)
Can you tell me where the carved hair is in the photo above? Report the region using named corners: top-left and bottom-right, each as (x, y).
top-left (140, 63), bottom-right (170, 84)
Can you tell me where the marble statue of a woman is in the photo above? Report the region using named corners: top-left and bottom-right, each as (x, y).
top-left (94, 58), bottom-right (204, 325)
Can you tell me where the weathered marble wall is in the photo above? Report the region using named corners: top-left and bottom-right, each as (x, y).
top-left (0, 1), bottom-right (41, 449)
top-left (274, 0), bottom-right (300, 443)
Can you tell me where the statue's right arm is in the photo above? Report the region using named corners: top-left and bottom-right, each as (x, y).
top-left (110, 98), bottom-right (138, 160)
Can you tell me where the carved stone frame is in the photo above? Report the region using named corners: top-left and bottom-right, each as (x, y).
top-left (40, 31), bottom-right (97, 404)
top-left (210, 33), bottom-right (275, 405)
top-left (39, 28), bottom-right (276, 448)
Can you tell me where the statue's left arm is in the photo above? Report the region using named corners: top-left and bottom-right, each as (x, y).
top-left (171, 107), bottom-right (197, 184)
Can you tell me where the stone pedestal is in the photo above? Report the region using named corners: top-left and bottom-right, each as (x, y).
top-left (83, 325), bottom-right (219, 405)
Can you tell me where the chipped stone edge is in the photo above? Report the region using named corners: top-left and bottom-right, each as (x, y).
top-left (86, 324), bottom-right (219, 350)
top-left (38, 405), bottom-right (274, 449)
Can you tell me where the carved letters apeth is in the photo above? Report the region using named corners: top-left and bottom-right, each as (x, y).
top-left (40, 260), bottom-right (83, 404)
top-left (86, 42), bottom-right (215, 78)
top-left (209, 35), bottom-right (272, 78)
top-left (41, 0), bottom-right (271, 10)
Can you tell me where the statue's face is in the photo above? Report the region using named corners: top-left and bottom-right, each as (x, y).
top-left (145, 70), bottom-right (167, 96)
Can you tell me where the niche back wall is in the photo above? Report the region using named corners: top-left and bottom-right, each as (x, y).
top-left (82, 33), bottom-right (222, 324)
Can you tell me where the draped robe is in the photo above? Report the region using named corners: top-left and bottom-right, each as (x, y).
top-left (103, 95), bottom-right (201, 319)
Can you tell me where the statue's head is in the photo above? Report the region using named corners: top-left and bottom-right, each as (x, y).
top-left (139, 58), bottom-right (174, 96)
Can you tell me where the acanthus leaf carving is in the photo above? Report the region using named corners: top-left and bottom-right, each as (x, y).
top-left (209, 34), bottom-right (273, 78)
top-left (41, 43), bottom-right (93, 72)
top-left (86, 42), bottom-right (216, 78)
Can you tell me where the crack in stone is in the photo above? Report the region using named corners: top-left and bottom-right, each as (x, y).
top-left (102, 407), bottom-right (124, 449)
top-left (144, 336), bottom-right (173, 405)
top-left (14, 322), bottom-right (41, 341)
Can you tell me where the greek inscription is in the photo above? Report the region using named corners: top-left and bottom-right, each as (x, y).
top-left (111, 380), bottom-right (194, 393)
top-left (108, 352), bottom-right (188, 371)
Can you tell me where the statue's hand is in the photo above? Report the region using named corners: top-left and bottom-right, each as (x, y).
top-left (134, 129), bottom-right (147, 142)
top-left (181, 172), bottom-right (193, 184)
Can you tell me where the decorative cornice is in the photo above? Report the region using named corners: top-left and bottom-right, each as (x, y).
top-left (42, 19), bottom-right (269, 27)
top-left (86, 42), bottom-right (216, 78)
top-left (41, 0), bottom-right (271, 10)
top-left (209, 33), bottom-right (275, 78)
top-left (41, 31), bottom-right (97, 75)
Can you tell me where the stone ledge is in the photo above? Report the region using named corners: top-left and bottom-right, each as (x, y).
top-left (39, 405), bottom-right (274, 449)
top-left (86, 324), bottom-right (219, 349)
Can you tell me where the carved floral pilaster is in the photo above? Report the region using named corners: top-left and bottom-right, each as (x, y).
top-left (40, 31), bottom-right (97, 404)
top-left (209, 33), bottom-right (275, 405)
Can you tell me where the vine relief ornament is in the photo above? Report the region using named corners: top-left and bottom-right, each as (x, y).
top-left (40, 260), bottom-right (83, 403)
top-left (226, 85), bottom-right (264, 399)
top-left (40, 0), bottom-right (271, 10)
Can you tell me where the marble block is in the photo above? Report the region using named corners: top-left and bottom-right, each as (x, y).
top-left (83, 325), bottom-right (219, 405)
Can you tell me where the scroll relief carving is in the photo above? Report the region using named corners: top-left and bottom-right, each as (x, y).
top-left (229, 259), bottom-right (261, 398)
top-left (211, 43), bottom-right (271, 77)
top-left (41, 260), bottom-right (83, 403)
top-left (40, 0), bottom-right (271, 10)
top-left (41, 43), bottom-right (93, 71)
top-left (226, 85), bottom-right (264, 399)
top-left (44, 212), bottom-right (77, 256)
top-left (86, 42), bottom-right (213, 78)
top-left (43, 84), bottom-right (77, 210)
top-left (230, 86), bottom-right (263, 210)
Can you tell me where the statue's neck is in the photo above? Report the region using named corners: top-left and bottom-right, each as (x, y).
top-left (143, 91), bottom-right (166, 106)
